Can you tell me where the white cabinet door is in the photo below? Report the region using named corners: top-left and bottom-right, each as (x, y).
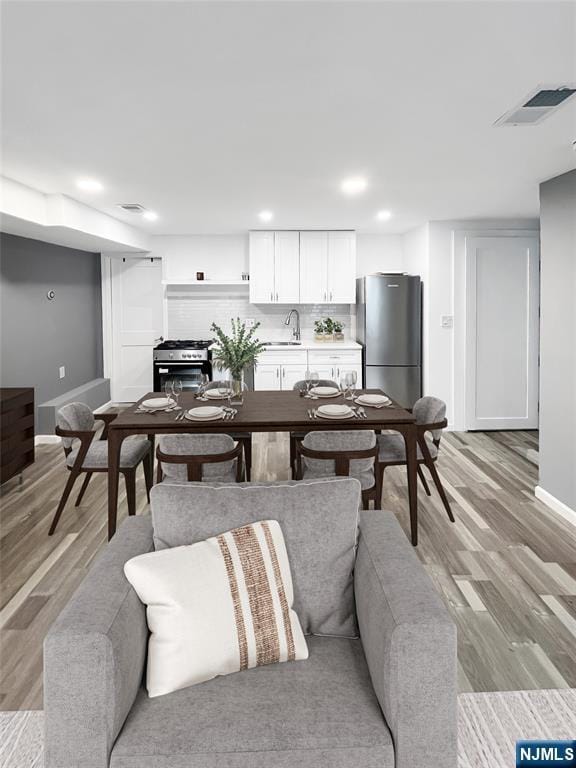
top-left (249, 232), bottom-right (275, 303)
top-left (465, 235), bottom-right (540, 430)
top-left (110, 257), bottom-right (164, 402)
top-left (254, 364), bottom-right (280, 390)
top-left (299, 231), bottom-right (328, 303)
top-left (274, 231), bottom-right (300, 303)
top-left (327, 231), bottom-right (356, 303)
top-left (280, 364), bottom-right (308, 391)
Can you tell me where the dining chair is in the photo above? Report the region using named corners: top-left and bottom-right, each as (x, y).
top-left (156, 433), bottom-right (244, 483)
top-left (290, 379), bottom-right (338, 478)
top-left (50, 403), bottom-right (152, 536)
top-left (377, 396), bottom-right (455, 522)
top-left (295, 430), bottom-right (380, 509)
top-left (201, 382), bottom-right (252, 479)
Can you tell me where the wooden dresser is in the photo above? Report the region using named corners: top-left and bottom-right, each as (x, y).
top-left (0, 388), bottom-right (35, 485)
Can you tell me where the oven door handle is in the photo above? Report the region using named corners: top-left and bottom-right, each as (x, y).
top-left (154, 362), bottom-right (205, 367)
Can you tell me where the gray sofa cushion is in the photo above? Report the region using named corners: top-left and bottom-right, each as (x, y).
top-left (109, 636), bottom-right (394, 768)
top-left (150, 479), bottom-right (361, 637)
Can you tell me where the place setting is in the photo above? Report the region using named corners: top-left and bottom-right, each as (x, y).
top-left (354, 393), bottom-right (393, 409)
top-left (308, 403), bottom-right (367, 420)
top-left (180, 405), bottom-right (237, 422)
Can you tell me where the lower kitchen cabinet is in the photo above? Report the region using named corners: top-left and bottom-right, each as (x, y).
top-left (254, 349), bottom-right (362, 390)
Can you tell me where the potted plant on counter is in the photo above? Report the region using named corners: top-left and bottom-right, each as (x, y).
top-left (333, 320), bottom-right (345, 342)
top-left (210, 318), bottom-right (266, 401)
top-left (323, 317), bottom-right (334, 341)
top-left (314, 319), bottom-right (326, 342)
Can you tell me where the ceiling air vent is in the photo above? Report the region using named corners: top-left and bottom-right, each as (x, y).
top-left (117, 203), bottom-right (146, 213)
top-left (495, 85), bottom-right (576, 127)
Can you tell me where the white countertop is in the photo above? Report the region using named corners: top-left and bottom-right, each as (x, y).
top-left (260, 338), bottom-right (362, 351)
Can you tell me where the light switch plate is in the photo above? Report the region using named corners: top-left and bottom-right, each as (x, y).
top-left (59, 366), bottom-right (66, 379)
top-left (441, 315), bottom-right (454, 328)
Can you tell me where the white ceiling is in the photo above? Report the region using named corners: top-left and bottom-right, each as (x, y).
top-left (1, 0), bottom-right (575, 235)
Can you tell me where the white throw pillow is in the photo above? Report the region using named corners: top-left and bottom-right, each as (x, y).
top-left (124, 519), bottom-right (309, 698)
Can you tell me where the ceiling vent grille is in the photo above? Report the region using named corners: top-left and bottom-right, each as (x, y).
top-left (495, 85), bottom-right (576, 126)
top-left (117, 203), bottom-right (146, 213)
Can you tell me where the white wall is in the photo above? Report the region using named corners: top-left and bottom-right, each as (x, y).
top-left (403, 224), bottom-right (429, 393)
top-left (538, 170), bottom-right (576, 516)
top-left (154, 234), bottom-right (248, 282)
top-left (356, 233), bottom-right (404, 275)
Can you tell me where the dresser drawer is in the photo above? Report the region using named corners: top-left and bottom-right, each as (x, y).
top-left (308, 349), bottom-right (361, 366)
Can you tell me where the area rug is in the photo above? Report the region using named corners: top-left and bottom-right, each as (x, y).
top-left (1, 689), bottom-right (575, 768)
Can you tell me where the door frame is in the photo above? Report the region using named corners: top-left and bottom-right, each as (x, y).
top-left (100, 253), bottom-right (165, 402)
top-left (453, 230), bottom-right (540, 431)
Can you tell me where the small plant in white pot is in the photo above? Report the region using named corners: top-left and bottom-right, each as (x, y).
top-left (314, 319), bottom-right (326, 342)
top-left (333, 320), bottom-right (345, 342)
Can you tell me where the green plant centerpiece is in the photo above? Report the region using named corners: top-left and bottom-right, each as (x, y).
top-left (210, 318), bottom-right (266, 394)
top-left (314, 319), bottom-right (327, 342)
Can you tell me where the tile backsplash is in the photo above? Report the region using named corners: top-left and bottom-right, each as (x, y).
top-left (167, 287), bottom-right (355, 340)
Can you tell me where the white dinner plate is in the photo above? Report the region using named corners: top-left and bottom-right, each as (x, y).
top-left (204, 389), bottom-right (232, 400)
top-left (185, 406), bottom-right (224, 421)
top-left (317, 404), bottom-right (352, 417)
top-left (355, 394), bottom-right (391, 406)
top-left (316, 411), bottom-right (355, 420)
top-left (309, 386), bottom-right (340, 398)
top-left (142, 397), bottom-right (173, 409)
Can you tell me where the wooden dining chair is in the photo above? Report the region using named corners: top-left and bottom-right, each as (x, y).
top-left (377, 396), bottom-right (455, 522)
top-left (295, 430), bottom-right (380, 509)
top-left (201, 382), bottom-right (252, 480)
top-left (290, 379), bottom-right (339, 478)
top-left (156, 433), bottom-right (244, 483)
top-left (50, 403), bottom-right (152, 536)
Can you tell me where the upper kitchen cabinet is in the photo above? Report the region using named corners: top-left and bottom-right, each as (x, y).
top-left (249, 231), bottom-right (299, 303)
top-left (299, 231), bottom-right (356, 304)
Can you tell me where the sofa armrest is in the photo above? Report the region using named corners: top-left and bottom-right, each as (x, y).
top-left (44, 516), bottom-right (154, 768)
top-left (354, 511), bottom-right (457, 768)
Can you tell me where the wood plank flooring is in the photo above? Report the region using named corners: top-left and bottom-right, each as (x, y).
top-left (1, 427), bottom-right (575, 710)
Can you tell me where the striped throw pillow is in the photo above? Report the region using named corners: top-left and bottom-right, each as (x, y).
top-left (124, 520), bottom-right (308, 698)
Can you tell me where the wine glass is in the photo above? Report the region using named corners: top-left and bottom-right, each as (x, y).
top-left (304, 369), bottom-right (313, 396)
top-left (339, 373), bottom-right (349, 398)
top-left (172, 378), bottom-right (183, 409)
top-left (163, 378), bottom-right (173, 405)
top-left (197, 373), bottom-right (209, 399)
top-left (344, 370), bottom-right (357, 401)
top-left (309, 371), bottom-right (320, 399)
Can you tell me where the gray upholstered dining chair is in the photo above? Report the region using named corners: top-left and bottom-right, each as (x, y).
top-left (156, 433), bottom-right (244, 483)
top-left (289, 379), bottom-right (338, 477)
top-left (201, 381), bottom-right (252, 479)
top-left (377, 395), bottom-right (454, 522)
top-left (50, 403), bottom-right (152, 535)
top-left (295, 429), bottom-right (380, 509)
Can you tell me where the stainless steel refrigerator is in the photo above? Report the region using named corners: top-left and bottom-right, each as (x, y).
top-left (356, 274), bottom-right (422, 408)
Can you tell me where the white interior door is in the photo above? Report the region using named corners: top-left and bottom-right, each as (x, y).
top-left (110, 258), bottom-right (164, 402)
top-left (465, 235), bottom-right (539, 430)
top-left (299, 231), bottom-right (328, 303)
top-left (274, 231), bottom-right (300, 303)
top-left (327, 231), bottom-right (356, 303)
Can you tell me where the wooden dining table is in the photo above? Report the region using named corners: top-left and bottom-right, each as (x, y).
top-left (107, 389), bottom-right (419, 544)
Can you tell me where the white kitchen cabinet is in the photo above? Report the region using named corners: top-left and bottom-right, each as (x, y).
top-left (298, 231), bottom-right (356, 304)
top-left (280, 364), bottom-right (308, 390)
top-left (253, 363), bottom-right (281, 390)
top-left (299, 232), bottom-right (328, 303)
top-left (274, 232), bottom-right (300, 303)
top-left (308, 349), bottom-right (363, 386)
top-left (328, 231), bottom-right (356, 303)
top-left (249, 231), bottom-right (299, 304)
top-left (249, 232), bottom-right (275, 303)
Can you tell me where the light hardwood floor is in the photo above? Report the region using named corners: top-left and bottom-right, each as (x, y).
top-left (0, 427), bottom-right (575, 709)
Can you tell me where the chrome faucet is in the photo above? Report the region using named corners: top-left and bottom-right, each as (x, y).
top-left (284, 308), bottom-right (301, 341)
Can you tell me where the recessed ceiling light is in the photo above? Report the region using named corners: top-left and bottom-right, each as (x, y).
top-left (340, 176), bottom-right (367, 196)
top-left (76, 178), bottom-right (103, 192)
top-left (143, 210), bottom-right (158, 221)
top-left (258, 210), bottom-right (274, 223)
top-left (376, 210), bottom-right (392, 221)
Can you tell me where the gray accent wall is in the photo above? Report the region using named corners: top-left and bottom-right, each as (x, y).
top-left (538, 169), bottom-right (576, 512)
top-left (0, 234), bottom-right (105, 433)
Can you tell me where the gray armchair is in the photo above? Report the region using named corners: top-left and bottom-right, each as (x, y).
top-left (44, 479), bottom-right (457, 768)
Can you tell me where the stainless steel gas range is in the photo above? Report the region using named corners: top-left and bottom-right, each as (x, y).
top-left (152, 339), bottom-right (213, 393)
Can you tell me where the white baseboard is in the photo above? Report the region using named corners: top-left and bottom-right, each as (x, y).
top-left (535, 485), bottom-right (576, 528)
top-left (35, 435), bottom-right (60, 445)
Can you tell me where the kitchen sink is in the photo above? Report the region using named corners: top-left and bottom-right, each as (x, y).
top-left (262, 341), bottom-right (302, 346)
